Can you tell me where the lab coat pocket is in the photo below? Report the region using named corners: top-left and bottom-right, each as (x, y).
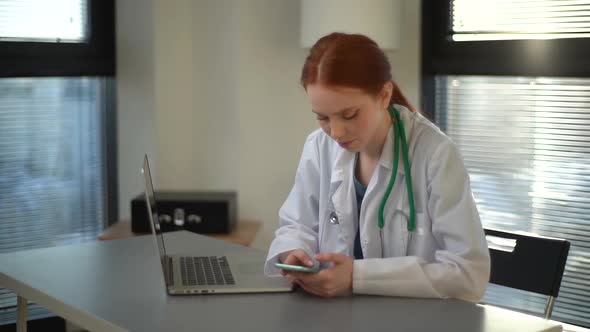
top-left (382, 189), bottom-right (410, 257)
top-left (407, 213), bottom-right (436, 260)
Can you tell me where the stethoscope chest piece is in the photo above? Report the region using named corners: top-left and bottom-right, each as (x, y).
top-left (329, 211), bottom-right (339, 225)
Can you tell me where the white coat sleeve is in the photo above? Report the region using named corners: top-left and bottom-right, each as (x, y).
top-left (352, 138), bottom-right (491, 302)
top-left (264, 134), bottom-right (321, 276)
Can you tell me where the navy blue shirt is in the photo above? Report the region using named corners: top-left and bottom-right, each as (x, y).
top-left (353, 175), bottom-right (366, 260)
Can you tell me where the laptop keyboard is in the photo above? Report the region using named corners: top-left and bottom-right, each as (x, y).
top-left (180, 256), bottom-right (236, 286)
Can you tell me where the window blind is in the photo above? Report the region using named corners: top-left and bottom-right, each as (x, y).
top-left (0, 304), bottom-right (55, 326)
top-left (435, 75), bottom-right (590, 327)
top-left (0, 77), bottom-right (106, 320)
top-left (0, 0), bottom-right (87, 42)
top-left (452, 0), bottom-right (590, 41)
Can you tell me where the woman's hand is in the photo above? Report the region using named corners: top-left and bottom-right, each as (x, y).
top-left (284, 253), bottom-right (353, 298)
top-left (279, 249), bottom-right (315, 276)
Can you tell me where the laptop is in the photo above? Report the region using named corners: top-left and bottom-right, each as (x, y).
top-left (141, 154), bottom-right (292, 295)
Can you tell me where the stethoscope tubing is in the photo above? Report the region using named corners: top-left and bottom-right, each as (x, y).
top-left (379, 106), bottom-right (416, 232)
top-left (330, 106), bottom-right (417, 257)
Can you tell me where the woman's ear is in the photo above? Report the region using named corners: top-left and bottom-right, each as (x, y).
top-left (380, 81), bottom-right (394, 109)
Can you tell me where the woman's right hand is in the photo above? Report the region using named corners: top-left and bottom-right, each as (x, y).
top-left (279, 249), bottom-right (315, 276)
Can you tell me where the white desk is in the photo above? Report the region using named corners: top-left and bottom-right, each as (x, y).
top-left (0, 231), bottom-right (562, 332)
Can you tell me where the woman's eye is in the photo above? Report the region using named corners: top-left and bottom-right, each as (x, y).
top-left (317, 116), bottom-right (328, 121)
top-left (343, 111), bottom-right (358, 120)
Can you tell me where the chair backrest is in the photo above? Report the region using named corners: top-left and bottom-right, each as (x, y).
top-left (484, 228), bottom-right (570, 298)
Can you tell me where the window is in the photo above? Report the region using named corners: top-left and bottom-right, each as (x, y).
top-left (452, 0), bottom-right (590, 41)
top-left (435, 75), bottom-right (590, 326)
top-left (0, 0), bottom-right (116, 325)
top-left (0, 0), bottom-right (115, 77)
top-left (0, 0), bottom-right (88, 42)
top-left (423, 0), bottom-right (590, 329)
top-left (0, 77), bottom-right (111, 319)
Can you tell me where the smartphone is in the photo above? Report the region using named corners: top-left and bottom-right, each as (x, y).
top-left (275, 262), bottom-right (320, 273)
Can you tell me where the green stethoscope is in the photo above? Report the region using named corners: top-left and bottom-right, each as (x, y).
top-left (378, 106), bottom-right (416, 232)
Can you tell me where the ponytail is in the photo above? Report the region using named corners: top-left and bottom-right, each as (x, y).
top-left (389, 81), bottom-right (415, 112)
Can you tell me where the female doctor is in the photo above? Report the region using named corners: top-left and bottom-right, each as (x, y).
top-left (264, 33), bottom-right (490, 301)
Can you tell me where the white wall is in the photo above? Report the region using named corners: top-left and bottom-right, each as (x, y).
top-left (235, 0), bottom-right (316, 248)
top-left (116, 0), bottom-right (421, 250)
top-left (116, 0), bottom-right (156, 219)
top-left (153, 0), bottom-right (197, 190)
top-left (388, 0), bottom-right (422, 109)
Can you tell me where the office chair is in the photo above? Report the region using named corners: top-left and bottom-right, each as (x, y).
top-left (484, 228), bottom-right (570, 319)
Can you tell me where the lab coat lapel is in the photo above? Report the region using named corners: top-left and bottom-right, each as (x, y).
top-left (328, 147), bottom-right (356, 246)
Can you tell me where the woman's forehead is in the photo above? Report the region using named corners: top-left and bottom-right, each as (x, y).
top-left (307, 84), bottom-right (370, 113)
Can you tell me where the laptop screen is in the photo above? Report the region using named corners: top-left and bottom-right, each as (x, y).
top-left (142, 155), bottom-right (169, 282)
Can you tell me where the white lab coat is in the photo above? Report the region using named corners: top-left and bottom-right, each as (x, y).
top-left (265, 105), bottom-right (490, 302)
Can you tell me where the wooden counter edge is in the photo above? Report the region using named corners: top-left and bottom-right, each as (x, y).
top-left (99, 219), bottom-right (261, 247)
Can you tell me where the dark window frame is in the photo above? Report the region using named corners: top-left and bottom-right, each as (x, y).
top-left (0, 0), bottom-right (118, 227)
top-left (421, 0), bottom-right (590, 117)
top-left (0, 0), bottom-right (115, 77)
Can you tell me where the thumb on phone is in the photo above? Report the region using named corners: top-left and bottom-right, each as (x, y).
top-left (282, 249), bottom-right (314, 267)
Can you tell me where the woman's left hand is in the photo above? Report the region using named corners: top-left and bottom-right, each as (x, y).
top-left (284, 253), bottom-right (353, 297)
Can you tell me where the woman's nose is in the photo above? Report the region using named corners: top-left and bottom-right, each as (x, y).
top-left (330, 121), bottom-right (345, 140)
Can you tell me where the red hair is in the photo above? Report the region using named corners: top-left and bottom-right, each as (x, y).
top-left (300, 32), bottom-right (414, 111)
